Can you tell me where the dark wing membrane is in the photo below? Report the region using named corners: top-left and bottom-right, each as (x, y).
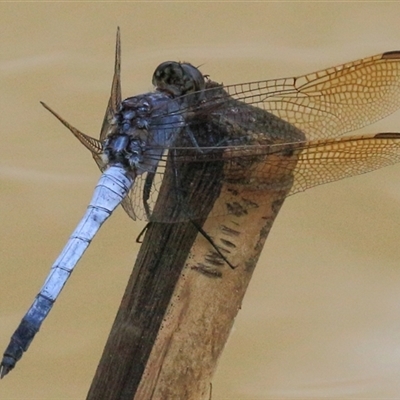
top-left (94, 29), bottom-right (142, 219)
top-left (222, 52), bottom-right (400, 140)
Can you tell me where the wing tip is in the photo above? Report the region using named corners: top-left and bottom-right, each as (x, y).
top-left (382, 50), bottom-right (400, 60)
top-left (374, 132), bottom-right (400, 139)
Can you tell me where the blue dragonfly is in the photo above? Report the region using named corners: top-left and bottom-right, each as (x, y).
top-left (3, 28), bottom-right (400, 377)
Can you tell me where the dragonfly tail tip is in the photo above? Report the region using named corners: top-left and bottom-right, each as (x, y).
top-left (0, 357), bottom-right (16, 379)
top-left (0, 365), bottom-right (9, 379)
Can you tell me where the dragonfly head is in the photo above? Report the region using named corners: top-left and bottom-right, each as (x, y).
top-left (152, 61), bottom-right (206, 104)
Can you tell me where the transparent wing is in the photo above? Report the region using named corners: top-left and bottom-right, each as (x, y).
top-left (120, 133), bottom-right (400, 222)
top-left (222, 51), bottom-right (400, 140)
top-left (41, 29), bottom-right (121, 162)
top-left (264, 132), bottom-right (400, 196)
top-left (42, 29), bottom-right (140, 221)
top-left (40, 102), bottom-right (104, 167)
top-left (42, 38), bottom-right (400, 223)
top-left (99, 27), bottom-right (121, 142)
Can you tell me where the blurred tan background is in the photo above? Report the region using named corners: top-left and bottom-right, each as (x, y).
top-left (2, 2), bottom-right (400, 399)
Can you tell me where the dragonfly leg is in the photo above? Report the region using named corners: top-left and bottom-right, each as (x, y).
top-left (134, 171), bottom-right (156, 244)
top-left (190, 219), bottom-right (235, 269)
top-left (170, 151), bottom-right (235, 269)
top-left (136, 223), bottom-right (150, 244)
top-left (185, 126), bottom-right (204, 153)
top-left (143, 172), bottom-right (155, 220)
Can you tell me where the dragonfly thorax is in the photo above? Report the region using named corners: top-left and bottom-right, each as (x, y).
top-left (104, 91), bottom-right (185, 175)
top-left (103, 134), bottom-right (145, 172)
top-left (117, 94), bottom-right (160, 135)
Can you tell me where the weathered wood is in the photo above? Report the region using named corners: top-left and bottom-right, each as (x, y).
top-left (135, 182), bottom-right (292, 399)
top-left (87, 151), bottom-right (298, 399)
top-left (86, 222), bottom-right (198, 400)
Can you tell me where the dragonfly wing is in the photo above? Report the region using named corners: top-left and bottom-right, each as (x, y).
top-left (43, 30), bottom-right (135, 221)
top-left (99, 27), bottom-right (121, 142)
top-left (284, 132), bottom-right (400, 195)
top-left (121, 196), bottom-right (138, 221)
top-left (111, 133), bottom-right (400, 222)
top-left (40, 102), bottom-right (104, 163)
top-left (120, 172), bottom-right (162, 221)
top-left (225, 52), bottom-right (400, 140)
top-left (42, 28), bottom-right (121, 155)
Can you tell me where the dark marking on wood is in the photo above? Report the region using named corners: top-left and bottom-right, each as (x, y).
top-left (227, 188), bottom-right (239, 196)
top-left (220, 238), bottom-right (236, 249)
top-left (226, 202), bottom-right (248, 217)
top-left (205, 251), bottom-right (226, 267)
top-left (191, 264), bottom-right (223, 278)
top-left (220, 225), bottom-right (240, 237)
top-left (242, 198), bottom-right (259, 210)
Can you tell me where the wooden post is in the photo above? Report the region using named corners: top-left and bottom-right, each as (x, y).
top-left (87, 140), bottom-right (298, 399)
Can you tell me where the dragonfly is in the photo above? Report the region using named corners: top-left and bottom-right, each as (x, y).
top-left (3, 29), bottom-right (400, 378)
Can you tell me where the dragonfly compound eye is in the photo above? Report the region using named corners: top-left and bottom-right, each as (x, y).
top-left (180, 62), bottom-right (205, 93)
top-left (152, 61), bottom-right (205, 97)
